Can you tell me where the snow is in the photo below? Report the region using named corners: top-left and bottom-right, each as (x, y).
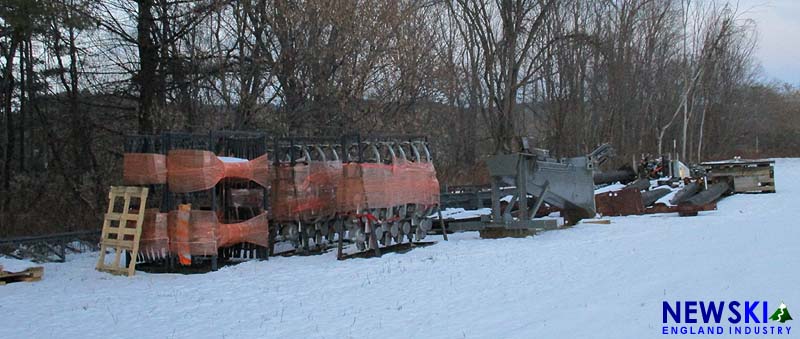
top-left (653, 185), bottom-right (679, 206)
top-left (431, 207), bottom-right (492, 220)
top-left (0, 257), bottom-right (37, 273)
top-left (2, 159), bottom-right (799, 338)
top-left (594, 183), bottom-right (626, 194)
top-left (218, 156), bottom-right (248, 163)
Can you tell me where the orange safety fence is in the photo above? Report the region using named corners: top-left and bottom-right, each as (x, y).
top-left (272, 161), bottom-right (342, 221)
top-left (138, 208), bottom-right (169, 258)
top-left (338, 160), bottom-right (440, 211)
top-left (166, 149), bottom-right (270, 193)
top-left (123, 153), bottom-right (167, 185)
top-left (167, 205), bottom-right (269, 265)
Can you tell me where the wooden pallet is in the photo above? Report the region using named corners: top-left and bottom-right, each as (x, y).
top-left (701, 159), bottom-right (776, 193)
top-left (96, 186), bottom-right (149, 277)
top-left (0, 266), bottom-right (44, 285)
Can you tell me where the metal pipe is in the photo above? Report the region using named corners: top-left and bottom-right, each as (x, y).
top-left (625, 178), bottom-right (651, 191)
top-left (593, 169), bottom-right (636, 185)
top-left (669, 181), bottom-right (701, 205)
top-left (684, 182), bottom-right (729, 206)
top-left (641, 188), bottom-right (671, 207)
top-left (409, 142), bottom-right (421, 162)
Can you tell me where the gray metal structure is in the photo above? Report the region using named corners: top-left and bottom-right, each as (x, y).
top-left (447, 146), bottom-right (597, 234)
top-left (486, 151), bottom-right (596, 225)
top-left (0, 230), bottom-right (100, 262)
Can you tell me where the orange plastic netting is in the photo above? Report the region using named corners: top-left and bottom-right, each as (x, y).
top-left (138, 208), bottom-right (169, 257)
top-left (271, 161), bottom-right (342, 221)
top-left (338, 160), bottom-right (440, 211)
top-left (393, 160), bottom-right (440, 206)
top-left (123, 153), bottom-right (167, 185)
top-left (167, 205), bottom-right (269, 264)
top-left (166, 150), bottom-right (270, 193)
top-left (217, 213), bottom-right (269, 248)
top-left (167, 204), bottom-right (196, 264)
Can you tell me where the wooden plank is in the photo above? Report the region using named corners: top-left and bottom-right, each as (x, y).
top-left (701, 159), bottom-right (774, 167)
top-left (109, 186), bottom-right (148, 196)
top-left (98, 239), bottom-right (135, 249)
top-left (104, 226), bottom-right (140, 236)
top-left (97, 266), bottom-right (130, 275)
top-left (104, 212), bottom-right (144, 222)
top-left (582, 219), bottom-right (611, 225)
top-left (0, 267), bottom-right (42, 279)
top-left (709, 166), bottom-right (772, 177)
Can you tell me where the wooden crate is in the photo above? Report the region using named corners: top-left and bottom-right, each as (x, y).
top-left (96, 186), bottom-right (149, 277)
top-left (701, 159), bottom-right (775, 193)
top-left (0, 266), bottom-right (44, 285)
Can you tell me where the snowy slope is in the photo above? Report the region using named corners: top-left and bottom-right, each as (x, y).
top-left (2, 159), bottom-right (799, 339)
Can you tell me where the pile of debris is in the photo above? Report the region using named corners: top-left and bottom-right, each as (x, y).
top-left (594, 177), bottom-right (718, 217)
top-left (594, 157), bottom-right (775, 217)
top-left (438, 143), bottom-right (776, 237)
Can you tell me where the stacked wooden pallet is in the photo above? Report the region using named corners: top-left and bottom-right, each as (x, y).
top-left (0, 266), bottom-right (44, 285)
top-left (701, 159), bottom-right (776, 193)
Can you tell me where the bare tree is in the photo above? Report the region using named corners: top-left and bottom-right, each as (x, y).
top-left (448, 0), bottom-right (556, 153)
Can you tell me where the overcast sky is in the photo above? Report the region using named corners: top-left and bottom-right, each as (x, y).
top-left (739, 0), bottom-right (800, 85)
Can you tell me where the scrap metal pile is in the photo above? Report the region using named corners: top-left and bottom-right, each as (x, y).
top-left (593, 157), bottom-right (775, 217)
top-left (439, 144), bottom-right (776, 231)
top-left (594, 178), bottom-right (719, 217)
top-left (119, 132), bottom-right (439, 270)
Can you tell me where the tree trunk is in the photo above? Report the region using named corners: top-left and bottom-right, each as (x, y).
top-left (137, 0), bottom-right (157, 134)
top-left (697, 100), bottom-right (708, 162)
top-left (2, 35), bottom-right (20, 192)
top-left (18, 37), bottom-right (26, 172)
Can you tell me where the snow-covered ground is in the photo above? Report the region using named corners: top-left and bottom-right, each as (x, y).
top-left (0, 257), bottom-right (37, 273)
top-left (2, 159), bottom-right (799, 338)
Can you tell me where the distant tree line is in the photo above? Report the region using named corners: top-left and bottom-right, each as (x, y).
top-left (1, 0), bottom-right (798, 235)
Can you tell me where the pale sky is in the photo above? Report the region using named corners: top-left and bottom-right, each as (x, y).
top-left (739, 0), bottom-right (800, 85)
